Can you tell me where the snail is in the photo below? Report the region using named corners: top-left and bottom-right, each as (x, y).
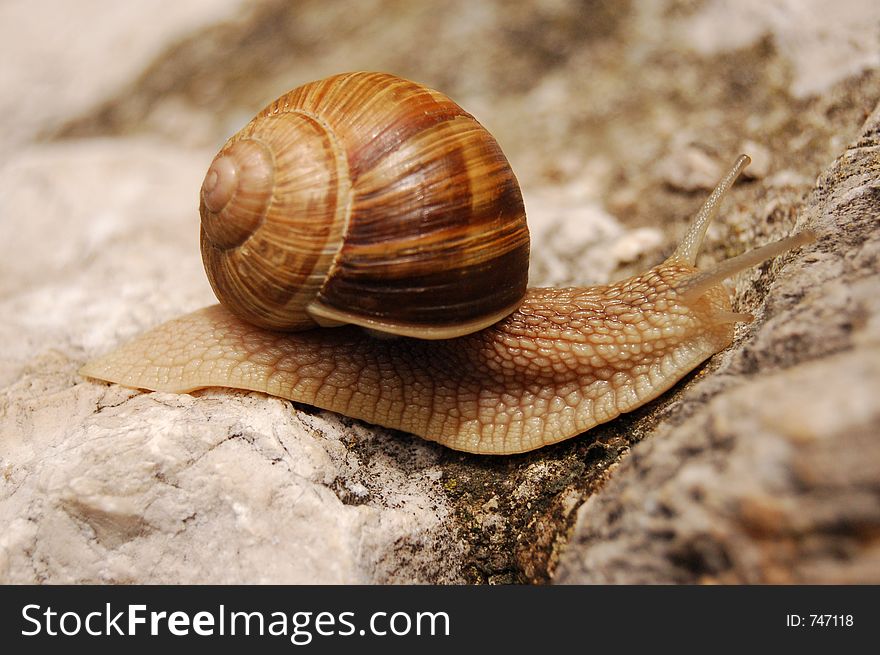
top-left (80, 72), bottom-right (815, 454)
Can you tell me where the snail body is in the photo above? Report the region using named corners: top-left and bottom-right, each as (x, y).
top-left (80, 73), bottom-right (814, 454)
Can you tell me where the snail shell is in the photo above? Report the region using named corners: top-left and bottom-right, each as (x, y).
top-left (200, 72), bottom-right (530, 338)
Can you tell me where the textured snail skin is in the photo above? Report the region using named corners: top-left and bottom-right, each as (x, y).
top-left (80, 156), bottom-right (814, 453)
top-left (78, 272), bottom-right (730, 454)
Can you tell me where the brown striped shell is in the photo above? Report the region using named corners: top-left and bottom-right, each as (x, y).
top-left (199, 72), bottom-right (530, 339)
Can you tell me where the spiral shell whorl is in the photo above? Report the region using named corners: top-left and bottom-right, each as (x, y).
top-left (200, 139), bottom-right (273, 251)
top-left (200, 112), bottom-right (349, 331)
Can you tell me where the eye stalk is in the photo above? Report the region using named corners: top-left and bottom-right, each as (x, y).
top-left (665, 153), bottom-right (816, 312)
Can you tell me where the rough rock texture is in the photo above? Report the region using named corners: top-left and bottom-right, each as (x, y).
top-left (1, 0), bottom-right (878, 584)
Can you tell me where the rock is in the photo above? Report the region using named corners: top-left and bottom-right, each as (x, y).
top-left (658, 146), bottom-right (723, 192)
top-left (1, 381), bottom-right (463, 583)
top-left (677, 0), bottom-right (880, 98)
top-left (524, 187), bottom-right (664, 286)
top-left (0, 0), bottom-right (247, 155)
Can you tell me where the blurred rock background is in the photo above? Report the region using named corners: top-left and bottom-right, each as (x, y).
top-left (1, 0), bottom-right (878, 583)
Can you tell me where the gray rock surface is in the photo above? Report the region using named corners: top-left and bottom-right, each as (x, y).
top-left (1, 0), bottom-right (878, 584)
